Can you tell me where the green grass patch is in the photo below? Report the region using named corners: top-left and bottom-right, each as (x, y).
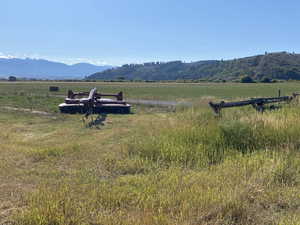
top-left (2, 82), bottom-right (300, 224)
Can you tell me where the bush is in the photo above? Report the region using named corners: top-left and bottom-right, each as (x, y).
top-left (241, 76), bottom-right (255, 83)
top-left (8, 76), bottom-right (17, 81)
top-left (261, 77), bottom-right (272, 83)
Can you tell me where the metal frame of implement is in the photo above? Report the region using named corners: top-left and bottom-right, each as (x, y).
top-left (59, 88), bottom-right (131, 114)
top-left (209, 93), bottom-right (299, 115)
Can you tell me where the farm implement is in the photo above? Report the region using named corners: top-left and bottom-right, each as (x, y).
top-left (59, 88), bottom-right (131, 114)
top-left (209, 92), bottom-right (299, 115)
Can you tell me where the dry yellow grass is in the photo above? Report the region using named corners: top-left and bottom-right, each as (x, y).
top-left (1, 99), bottom-right (300, 224)
top-left (0, 109), bottom-right (145, 222)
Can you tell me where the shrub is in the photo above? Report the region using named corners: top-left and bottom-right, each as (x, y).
top-left (8, 76), bottom-right (17, 81)
top-left (261, 77), bottom-right (272, 83)
top-left (241, 76), bottom-right (255, 83)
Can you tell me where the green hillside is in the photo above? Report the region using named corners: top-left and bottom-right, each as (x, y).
top-left (88, 52), bottom-right (300, 81)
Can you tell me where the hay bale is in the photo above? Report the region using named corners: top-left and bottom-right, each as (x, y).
top-left (49, 86), bottom-right (59, 92)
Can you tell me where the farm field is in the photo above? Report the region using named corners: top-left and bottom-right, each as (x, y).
top-left (0, 81), bottom-right (300, 113)
top-left (1, 81), bottom-right (300, 225)
top-left (1, 81), bottom-right (300, 104)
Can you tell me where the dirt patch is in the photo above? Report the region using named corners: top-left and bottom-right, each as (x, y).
top-left (1, 106), bottom-right (55, 117)
top-left (127, 99), bottom-right (191, 106)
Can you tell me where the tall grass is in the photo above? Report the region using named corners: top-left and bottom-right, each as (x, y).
top-left (14, 104), bottom-right (300, 225)
top-left (126, 106), bottom-right (300, 169)
top-left (16, 152), bottom-right (300, 225)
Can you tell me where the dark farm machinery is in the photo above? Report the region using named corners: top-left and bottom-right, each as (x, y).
top-left (209, 92), bottom-right (300, 115)
top-left (59, 88), bottom-right (131, 114)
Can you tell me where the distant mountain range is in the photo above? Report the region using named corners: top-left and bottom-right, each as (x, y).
top-left (0, 58), bottom-right (112, 79)
top-left (88, 52), bottom-right (300, 81)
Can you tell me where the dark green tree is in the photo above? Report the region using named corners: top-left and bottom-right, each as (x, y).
top-left (241, 76), bottom-right (255, 83)
top-left (8, 76), bottom-right (17, 81)
top-left (261, 77), bottom-right (272, 83)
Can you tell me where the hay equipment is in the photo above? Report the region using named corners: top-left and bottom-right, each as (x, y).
top-left (209, 92), bottom-right (299, 115)
top-left (49, 86), bottom-right (59, 92)
top-left (59, 88), bottom-right (131, 114)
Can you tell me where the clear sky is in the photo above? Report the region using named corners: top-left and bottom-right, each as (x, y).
top-left (1, 0), bottom-right (300, 65)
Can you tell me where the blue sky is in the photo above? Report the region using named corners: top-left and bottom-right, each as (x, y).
top-left (1, 0), bottom-right (300, 65)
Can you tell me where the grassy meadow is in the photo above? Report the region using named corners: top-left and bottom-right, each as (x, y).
top-left (1, 81), bottom-right (300, 107)
top-left (1, 81), bottom-right (300, 225)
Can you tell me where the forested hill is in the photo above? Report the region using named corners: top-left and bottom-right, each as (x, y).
top-left (88, 52), bottom-right (300, 81)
